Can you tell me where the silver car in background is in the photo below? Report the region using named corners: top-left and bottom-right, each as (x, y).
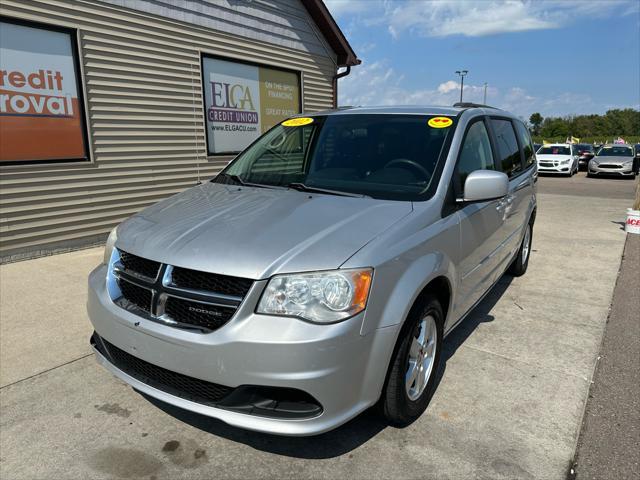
top-left (87, 105), bottom-right (537, 435)
top-left (588, 144), bottom-right (637, 177)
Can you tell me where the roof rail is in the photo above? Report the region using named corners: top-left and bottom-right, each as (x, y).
top-left (453, 102), bottom-right (499, 109)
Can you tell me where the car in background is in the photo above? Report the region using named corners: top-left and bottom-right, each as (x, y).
top-left (536, 143), bottom-right (579, 176)
top-left (588, 144), bottom-right (636, 178)
top-left (634, 144), bottom-right (640, 174)
top-left (575, 144), bottom-right (595, 171)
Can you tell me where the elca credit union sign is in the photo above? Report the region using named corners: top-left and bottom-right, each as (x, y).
top-left (202, 57), bottom-right (300, 154)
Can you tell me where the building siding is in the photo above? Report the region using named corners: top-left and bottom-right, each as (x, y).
top-left (0, 0), bottom-right (339, 259)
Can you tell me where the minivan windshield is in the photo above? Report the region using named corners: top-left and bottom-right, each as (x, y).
top-left (538, 146), bottom-right (571, 155)
top-left (214, 114), bottom-right (456, 201)
top-left (597, 146), bottom-right (633, 157)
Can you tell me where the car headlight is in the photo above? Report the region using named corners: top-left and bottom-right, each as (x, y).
top-left (560, 159), bottom-right (570, 164)
top-left (256, 269), bottom-right (373, 323)
top-left (623, 160), bottom-right (633, 166)
top-left (103, 227), bottom-right (118, 265)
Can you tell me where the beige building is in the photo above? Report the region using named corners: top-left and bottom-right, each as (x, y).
top-left (0, 0), bottom-right (359, 261)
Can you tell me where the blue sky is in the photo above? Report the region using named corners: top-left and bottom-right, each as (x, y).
top-left (327, 0), bottom-right (640, 120)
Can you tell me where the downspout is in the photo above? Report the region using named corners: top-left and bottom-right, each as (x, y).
top-left (332, 66), bottom-right (351, 108)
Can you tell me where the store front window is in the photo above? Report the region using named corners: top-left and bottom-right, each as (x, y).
top-left (0, 18), bottom-right (88, 164)
top-left (202, 55), bottom-right (301, 155)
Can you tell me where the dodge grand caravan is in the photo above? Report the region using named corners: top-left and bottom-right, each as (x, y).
top-left (88, 105), bottom-right (537, 436)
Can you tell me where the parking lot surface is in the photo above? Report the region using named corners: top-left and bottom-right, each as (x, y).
top-left (1, 173), bottom-right (637, 479)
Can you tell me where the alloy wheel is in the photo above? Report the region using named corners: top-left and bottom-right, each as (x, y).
top-left (405, 315), bottom-right (438, 401)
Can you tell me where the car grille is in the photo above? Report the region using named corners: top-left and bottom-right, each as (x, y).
top-left (118, 280), bottom-right (152, 312)
top-left (597, 164), bottom-right (620, 169)
top-left (112, 250), bottom-right (253, 333)
top-left (164, 296), bottom-right (235, 331)
top-left (119, 250), bottom-right (161, 280)
top-left (171, 267), bottom-right (253, 297)
top-left (93, 334), bottom-right (233, 405)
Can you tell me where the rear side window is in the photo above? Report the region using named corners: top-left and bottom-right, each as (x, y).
top-left (491, 119), bottom-right (522, 177)
top-left (457, 120), bottom-right (495, 185)
top-left (514, 121), bottom-right (535, 168)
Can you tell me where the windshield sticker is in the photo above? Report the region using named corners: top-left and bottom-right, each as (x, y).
top-left (281, 117), bottom-right (314, 127)
top-left (428, 117), bottom-right (453, 128)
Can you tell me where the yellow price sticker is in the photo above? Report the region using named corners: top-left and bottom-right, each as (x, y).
top-left (281, 117), bottom-right (314, 127)
top-left (428, 117), bottom-right (453, 128)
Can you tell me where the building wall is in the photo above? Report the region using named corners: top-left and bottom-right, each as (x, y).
top-left (0, 0), bottom-right (338, 259)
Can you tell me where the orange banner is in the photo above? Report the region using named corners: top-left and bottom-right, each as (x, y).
top-left (1, 20), bottom-right (87, 162)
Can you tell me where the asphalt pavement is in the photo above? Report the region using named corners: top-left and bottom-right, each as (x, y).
top-left (0, 172), bottom-right (637, 479)
top-left (536, 171), bottom-right (637, 199)
top-left (571, 233), bottom-right (640, 479)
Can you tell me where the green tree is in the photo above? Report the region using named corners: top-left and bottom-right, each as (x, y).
top-left (532, 109), bottom-right (640, 141)
top-left (529, 113), bottom-right (543, 135)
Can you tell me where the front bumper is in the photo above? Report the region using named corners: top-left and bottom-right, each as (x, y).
top-left (588, 163), bottom-right (635, 176)
top-left (87, 265), bottom-right (397, 435)
top-left (536, 162), bottom-right (571, 174)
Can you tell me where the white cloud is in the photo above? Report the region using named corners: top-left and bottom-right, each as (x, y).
top-left (325, 0), bottom-right (638, 38)
top-left (338, 62), bottom-right (603, 118)
top-left (387, 1), bottom-right (556, 38)
top-left (338, 61), bottom-right (495, 107)
top-left (437, 80), bottom-right (459, 94)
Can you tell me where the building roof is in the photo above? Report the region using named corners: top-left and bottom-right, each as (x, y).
top-left (301, 0), bottom-right (361, 67)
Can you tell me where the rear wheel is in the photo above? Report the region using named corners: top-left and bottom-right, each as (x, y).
top-left (381, 295), bottom-right (443, 427)
top-left (509, 221), bottom-right (532, 277)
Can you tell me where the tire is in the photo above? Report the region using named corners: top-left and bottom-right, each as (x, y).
top-left (509, 221), bottom-right (533, 277)
top-left (381, 294), bottom-right (443, 427)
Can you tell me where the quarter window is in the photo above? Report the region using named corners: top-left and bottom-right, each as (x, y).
top-left (514, 121), bottom-right (535, 168)
top-left (491, 119), bottom-right (522, 177)
top-left (457, 120), bottom-right (495, 185)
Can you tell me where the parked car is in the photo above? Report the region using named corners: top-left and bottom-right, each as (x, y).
top-left (575, 144), bottom-right (595, 171)
top-left (588, 144), bottom-right (637, 178)
top-left (634, 144), bottom-right (640, 174)
top-left (536, 143), bottom-right (579, 176)
top-left (88, 105), bottom-right (537, 436)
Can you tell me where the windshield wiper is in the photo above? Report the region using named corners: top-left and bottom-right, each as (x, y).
top-left (213, 173), bottom-right (246, 185)
top-left (213, 173), bottom-right (277, 189)
top-left (285, 182), bottom-right (368, 198)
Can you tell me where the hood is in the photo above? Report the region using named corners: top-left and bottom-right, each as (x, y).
top-left (536, 154), bottom-right (573, 161)
top-left (116, 182), bottom-right (412, 279)
top-left (593, 156), bottom-right (632, 164)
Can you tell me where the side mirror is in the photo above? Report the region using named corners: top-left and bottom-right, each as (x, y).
top-left (460, 170), bottom-right (509, 203)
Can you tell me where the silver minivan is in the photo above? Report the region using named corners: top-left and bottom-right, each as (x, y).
top-left (88, 105), bottom-right (537, 436)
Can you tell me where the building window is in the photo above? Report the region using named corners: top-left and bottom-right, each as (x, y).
top-left (0, 18), bottom-right (88, 164)
top-left (201, 55), bottom-right (301, 155)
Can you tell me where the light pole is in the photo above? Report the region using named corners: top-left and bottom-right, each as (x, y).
top-left (455, 70), bottom-right (468, 103)
top-left (483, 82), bottom-right (488, 104)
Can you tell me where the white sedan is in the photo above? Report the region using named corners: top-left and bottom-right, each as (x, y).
top-left (535, 144), bottom-right (579, 176)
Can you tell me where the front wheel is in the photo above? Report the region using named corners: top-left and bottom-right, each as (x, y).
top-left (381, 295), bottom-right (443, 427)
top-left (509, 222), bottom-right (532, 276)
